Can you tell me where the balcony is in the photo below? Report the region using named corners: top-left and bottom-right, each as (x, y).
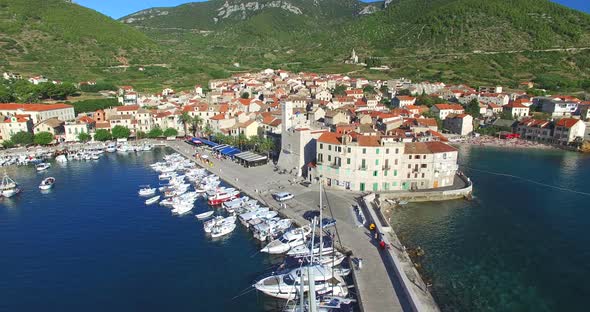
top-left (330, 162), bottom-right (341, 169)
top-left (382, 165), bottom-right (391, 170)
top-left (358, 166), bottom-right (368, 171)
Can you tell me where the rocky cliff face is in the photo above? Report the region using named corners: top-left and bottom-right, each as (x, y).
top-left (214, 1), bottom-right (303, 23)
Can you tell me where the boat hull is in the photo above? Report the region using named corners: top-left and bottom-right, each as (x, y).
top-left (208, 193), bottom-right (240, 206)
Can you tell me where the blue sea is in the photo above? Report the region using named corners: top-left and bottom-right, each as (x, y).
top-left (390, 146), bottom-right (590, 312)
top-left (0, 148), bottom-right (281, 311)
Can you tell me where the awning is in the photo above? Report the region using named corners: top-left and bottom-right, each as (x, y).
top-left (221, 147), bottom-right (241, 156)
top-left (197, 138), bottom-right (218, 147)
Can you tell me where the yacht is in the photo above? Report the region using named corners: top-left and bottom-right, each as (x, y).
top-left (171, 201), bottom-right (193, 215)
top-left (253, 265), bottom-right (349, 300)
top-left (195, 210), bottom-right (215, 220)
top-left (287, 236), bottom-right (335, 258)
top-left (138, 186), bottom-right (157, 197)
top-left (39, 177), bottom-right (56, 190)
top-left (0, 173), bottom-right (21, 198)
top-left (261, 226), bottom-right (311, 254)
top-left (35, 162), bottom-right (51, 171)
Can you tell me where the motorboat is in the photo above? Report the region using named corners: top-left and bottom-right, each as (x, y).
top-left (55, 155), bottom-right (68, 163)
top-left (106, 143), bottom-right (117, 153)
top-left (145, 195), bottom-right (160, 205)
top-left (38, 177), bottom-right (56, 190)
top-left (210, 222), bottom-right (237, 238)
top-left (171, 201), bottom-right (193, 215)
top-left (222, 196), bottom-right (250, 211)
top-left (138, 186), bottom-right (157, 197)
top-left (117, 144), bottom-right (131, 153)
top-left (195, 210), bottom-right (215, 220)
top-left (261, 226), bottom-right (312, 254)
top-left (208, 189), bottom-right (240, 206)
top-left (35, 162), bottom-right (51, 171)
top-left (253, 265), bottom-right (349, 300)
top-left (0, 173), bottom-right (21, 198)
top-left (204, 216), bottom-right (236, 233)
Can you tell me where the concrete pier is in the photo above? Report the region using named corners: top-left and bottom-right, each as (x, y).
top-left (164, 140), bottom-right (442, 312)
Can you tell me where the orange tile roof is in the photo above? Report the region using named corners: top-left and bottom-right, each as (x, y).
top-left (0, 103), bottom-right (73, 112)
top-left (404, 141), bottom-right (457, 154)
top-left (555, 118), bottom-right (581, 128)
top-left (357, 135), bottom-right (380, 147)
top-left (317, 132), bottom-right (341, 144)
top-left (211, 113), bottom-right (226, 121)
top-left (116, 105), bottom-right (140, 111)
top-left (434, 104), bottom-right (464, 111)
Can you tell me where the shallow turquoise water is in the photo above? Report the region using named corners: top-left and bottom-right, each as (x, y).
top-left (390, 146), bottom-right (590, 312)
top-left (0, 148), bottom-right (280, 311)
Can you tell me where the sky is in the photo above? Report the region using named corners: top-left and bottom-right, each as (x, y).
top-left (76, 0), bottom-right (590, 19)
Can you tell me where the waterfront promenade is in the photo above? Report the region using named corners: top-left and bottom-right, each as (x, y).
top-left (165, 140), bottom-right (419, 312)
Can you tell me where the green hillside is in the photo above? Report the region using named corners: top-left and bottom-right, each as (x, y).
top-left (0, 0), bottom-right (162, 82)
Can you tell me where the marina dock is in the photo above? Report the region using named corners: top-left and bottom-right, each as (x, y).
top-left (165, 140), bottom-right (439, 312)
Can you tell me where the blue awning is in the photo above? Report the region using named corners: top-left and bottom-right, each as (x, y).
top-left (197, 137), bottom-right (218, 147)
top-left (220, 147), bottom-right (241, 156)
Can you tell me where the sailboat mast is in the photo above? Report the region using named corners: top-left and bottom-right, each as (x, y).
top-left (308, 218), bottom-right (317, 312)
top-left (319, 180), bottom-right (322, 259)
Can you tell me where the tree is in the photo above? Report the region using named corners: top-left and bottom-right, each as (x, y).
top-left (111, 125), bottom-right (131, 139)
top-left (363, 85), bottom-right (376, 95)
top-left (94, 129), bottom-right (112, 141)
top-left (258, 137), bottom-right (275, 158)
top-left (241, 92), bottom-right (250, 99)
top-left (397, 89), bottom-right (412, 96)
top-left (178, 112), bottom-right (193, 137)
top-left (33, 132), bottom-right (54, 145)
top-left (236, 133), bottom-right (248, 149)
top-left (465, 99), bottom-right (481, 118)
top-left (500, 111), bottom-right (515, 120)
top-left (11, 131), bottom-right (34, 146)
top-left (333, 85), bottom-right (347, 97)
top-left (190, 115), bottom-right (203, 137)
top-left (78, 132), bottom-right (91, 142)
top-left (148, 127), bottom-right (163, 138)
top-left (2, 140), bottom-right (15, 149)
top-left (163, 128), bottom-right (178, 138)
top-left (136, 131), bottom-right (147, 140)
top-left (202, 123), bottom-right (213, 138)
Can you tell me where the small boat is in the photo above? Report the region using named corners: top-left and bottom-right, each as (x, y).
top-left (208, 190), bottom-right (240, 206)
top-left (145, 195), bottom-right (160, 205)
top-left (0, 173), bottom-right (21, 198)
top-left (106, 143), bottom-right (117, 153)
top-left (261, 225), bottom-right (311, 254)
top-left (138, 186), bottom-right (157, 197)
top-left (55, 155), bottom-right (68, 163)
top-left (38, 177), bottom-right (56, 190)
top-left (35, 162), bottom-right (51, 171)
top-left (210, 222), bottom-right (237, 238)
top-left (195, 210), bottom-right (215, 220)
top-left (204, 216), bottom-right (236, 233)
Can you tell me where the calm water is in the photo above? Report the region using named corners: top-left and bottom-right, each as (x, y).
top-left (390, 146), bottom-right (590, 312)
top-left (0, 148), bottom-right (278, 311)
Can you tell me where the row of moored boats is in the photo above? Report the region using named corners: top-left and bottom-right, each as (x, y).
top-left (139, 152), bottom-right (355, 311)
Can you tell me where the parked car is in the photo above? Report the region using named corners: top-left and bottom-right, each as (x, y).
top-left (273, 192), bottom-right (294, 202)
top-left (303, 210), bottom-right (320, 221)
top-left (321, 217), bottom-right (337, 229)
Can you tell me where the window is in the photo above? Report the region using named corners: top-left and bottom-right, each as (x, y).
top-left (386, 148), bottom-right (389, 154)
top-left (384, 170), bottom-right (388, 176)
top-left (361, 159), bottom-right (366, 168)
top-left (375, 159), bottom-right (379, 166)
top-left (328, 155), bottom-right (331, 162)
top-left (394, 170), bottom-right (398, 176)
top-left (319, 143), bottom-right (323, 149)
top-left (337, 146), bottom-right (342, 152)
top-left (318, 154), bottom-right (323, 162)
top-left (376, 148), bottom-right (380, 155)
top-left (373, 171), bottom-right (378, 177)
top-left (414, 173), bottom-right (418, 178)
top-left (347, 158), bottom-right (351, 165)
top-left (421, 164), bottom-right (427, 168)
top-left (409, 155), bottom-right (412, 159)
top-left (328, 145), bottom-right (332, 151)
top-left (422, 173), bottom-right (425, 178)
top-left (395, 148), bottom-right (399, 154)
top-left (443, 153), bottom-right (447, 159)
top-left (407, 173), bottom-right (410, 178)
top-left (408, 164), bottom-right (411, 169)
top-left (394, 159), bottom-right (398, 165)
top-left (393, 182), bottom-right (398, 186)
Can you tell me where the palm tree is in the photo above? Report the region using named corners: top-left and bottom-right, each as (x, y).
top-left (258, 137), bottom-right (275, 159)
top-left (202, 124), bottom-right (213, 138)
top-left (190, 115), bottom-right (203, 137)
top-left (236, 133), bottom-right (248, 150)
top-left (178, 112), bottom-right (193, 137)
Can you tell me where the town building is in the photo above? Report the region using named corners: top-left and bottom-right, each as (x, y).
top-left (443, 114), bottom-right (473, 135)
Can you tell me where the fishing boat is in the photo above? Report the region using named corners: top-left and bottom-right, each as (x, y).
top-left (35, 162), bottom-right (51, 171)
top-left (208, 189), bottom-right (240, 206)
top-left (195, 210), bottom-right (215, 220)
top-left (210, 222), bottom-right (237, 238)
top-left (38, 177), bottom-right (56, 190)
top-left (0, 173), bottom-right (21, 198)
top-left (145, 195), bottom-right (160, 205)
top-left (261, 225), bottom-right (311, 254)
top-left (138, 186), bottom-right (157, 197)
